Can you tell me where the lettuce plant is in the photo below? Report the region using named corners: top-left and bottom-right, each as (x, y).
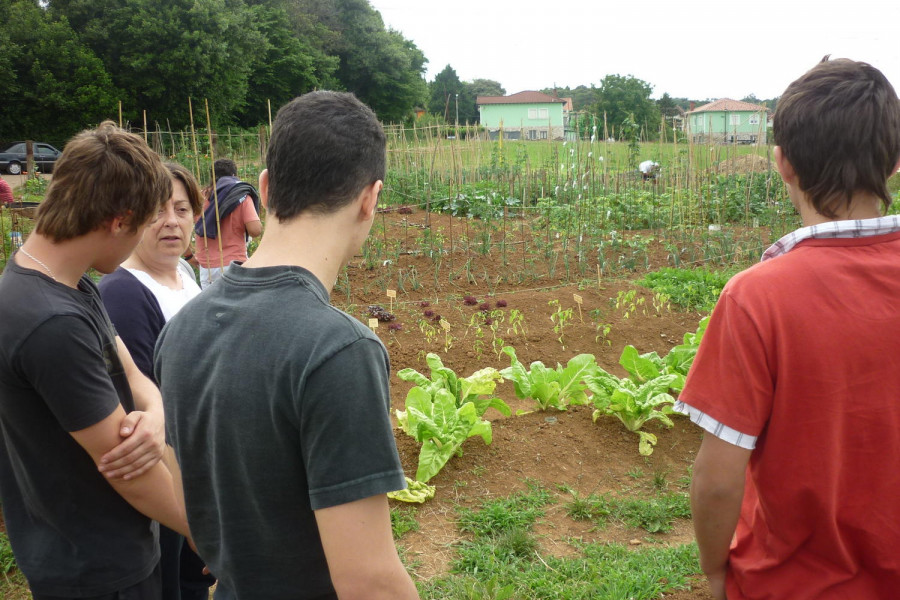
top-left (499, 346), bottom-right (596, 411)
top-left (618, 315), bottom-right (710, 392)
top-left (395, 353), bottom-right (509, 485)
top-left (587, 370), bottom-right (680, 456)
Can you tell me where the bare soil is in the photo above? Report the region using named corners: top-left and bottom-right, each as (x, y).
top-left (356, 209), bottom-right (716, 598)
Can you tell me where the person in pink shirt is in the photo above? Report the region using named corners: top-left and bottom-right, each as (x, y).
top-left (0, 177), bottom-right (14, 205)
top-left (193, 159), bottom-right (262, 288)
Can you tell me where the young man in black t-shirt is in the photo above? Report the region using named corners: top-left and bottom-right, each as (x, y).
top-left (157, 92), bottom-right (418, 599)
top-left (0, 121), bottom-right (193, 599)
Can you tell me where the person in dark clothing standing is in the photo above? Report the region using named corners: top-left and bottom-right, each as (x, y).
top-left (0, 120), bottom-right (193, 599)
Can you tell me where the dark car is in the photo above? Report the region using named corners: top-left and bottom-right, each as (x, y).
top-left (0, 142), bottom-right (62, 175)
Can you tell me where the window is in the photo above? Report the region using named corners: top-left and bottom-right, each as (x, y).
top-left (539, 108), bottom-right (549, 119)
top-left (749, 113), bottom-right (760, 126)
top-left (528, 108), bottom-right (537, 119)
top-left (730, 114), bottom-right (741, 126)
top-left (540, 130), bottom-right (548, 139)
top-left (528, 129), bottom-right (538, 140)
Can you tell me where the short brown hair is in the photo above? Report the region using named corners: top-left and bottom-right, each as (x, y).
top-left (774, 56), bottom-right (900, 217)
top-left (35, 121), bottom-right (171, 241)
top-left (266, 91), bottom-right (385, 221)
top-left (165, 162), bottom-right (203, 215)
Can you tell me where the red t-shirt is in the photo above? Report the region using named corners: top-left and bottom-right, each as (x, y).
top-left (682, 233), bottom-right (900, 599)
top-left (195, 196), bottom-right (260, 269)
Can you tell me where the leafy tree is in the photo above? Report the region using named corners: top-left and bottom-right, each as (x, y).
top-left (235, 4), bottom-right (338, 126)
top-left (315, 0), bottom-right (427, 123)
top-left (468, 79), bottom-right (505, 98)
top-left (594, 74), bottom-right (661, 140)
top-left (0, 0), bottom-right (119, 140)
top-left (427, 66), bottom-right (478, 125)
top-left (428, 65), bottom-right (463, 119)
top-left (541, 85), bottom-right (597, 112)
top-left (49, 0), bottom-right (264, 127)
top-left (656, 92), bottom-right (680, 118)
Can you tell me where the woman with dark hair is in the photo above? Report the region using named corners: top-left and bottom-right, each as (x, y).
top-left (99, 163), bottom-right (214, 600)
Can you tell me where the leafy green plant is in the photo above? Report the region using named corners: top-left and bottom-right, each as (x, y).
top-left (548, 299), bottom-right (573, 347)
top-left (506, 309), bottom-right (527, 337)
top-left (587, 370), bottom-right (680, 456)
top-left (614, 289), bottom-right (644, 319)
top-left (618, 315), bottom-right (710, 392)
top-left (499, 346), bottom-right (595, 412)
top-left (388, 477), bottom-right (436, 503)
top-left (640, 267), bottom-right (735, 312)
top-left (594, 322), bottom-right (612, 346)
top-left (396, 354), bottom-right (510, 483)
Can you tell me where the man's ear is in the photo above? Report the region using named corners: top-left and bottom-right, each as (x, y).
top-left (108, 215), bottom-right (129, 235)
top-left (893, 157), bottom-right (900, 176)
top-left (774, 146), bottom-right (797, 185)
top-left (360, 180), bottom-right (383, 219)
top-left (258, 169), bottom-right (269, 209)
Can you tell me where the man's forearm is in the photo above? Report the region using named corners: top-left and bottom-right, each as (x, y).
top-left (690, 434), bottom-right (750, 584)
top-left (691, 475), bottom-right (743, 577)
top-left (109, 460), bottom-right (191, 539)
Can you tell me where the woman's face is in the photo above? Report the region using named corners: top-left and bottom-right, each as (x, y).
top-left (141, 178), bottom-right (194, 259)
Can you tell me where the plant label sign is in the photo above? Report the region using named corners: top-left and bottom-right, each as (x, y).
top-left (387, 289), bottom-right (396, 311)
top-left (573, 294), bottom-right (584, 322)
top-left (368, 318), bottom-right (379, 330)
top-left (440, 319), bottom-right (451, 331)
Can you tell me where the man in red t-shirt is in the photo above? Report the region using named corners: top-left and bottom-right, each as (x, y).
top-left (194, 159), bottom-right (262, 288)
top-left (681, 57), bottom-right (900, 599)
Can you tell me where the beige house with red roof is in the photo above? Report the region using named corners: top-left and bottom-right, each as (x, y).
top-left (476, 91), bottom-right (571, 140)
top-left (686, 98), bottom-right (769, 144)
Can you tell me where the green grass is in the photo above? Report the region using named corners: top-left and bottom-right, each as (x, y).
top-left (391, 506), bottom-right (420, 539)
top-left (640, 266), bottom-right (738, 312)
top-left (421, 541), bottom-right (699, 600)
top-left (456, 481), bottom-right (555, 538)
top-left (564, 491), bottom-right (691, 534)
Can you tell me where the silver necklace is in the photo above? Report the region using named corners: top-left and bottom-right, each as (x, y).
top-left (19, 247), bottom-right (57, 281)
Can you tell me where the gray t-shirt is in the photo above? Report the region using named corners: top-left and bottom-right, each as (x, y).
top-left (155, 264), bottom-right (406, 599)
top-left (0, 259), bottom-right (158, 596)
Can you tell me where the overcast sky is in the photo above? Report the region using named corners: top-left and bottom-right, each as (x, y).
top-left (369, 0), bottom-right (900, 101)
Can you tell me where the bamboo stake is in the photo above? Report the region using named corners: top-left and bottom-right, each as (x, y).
top-left (204, 99), bottom-right (225, 273)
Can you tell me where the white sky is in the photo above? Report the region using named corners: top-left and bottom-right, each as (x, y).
top-left (370, 0), bottom-right (900, 101)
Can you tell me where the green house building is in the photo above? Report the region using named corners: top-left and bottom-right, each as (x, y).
top-left (686, 98), bottom-right (769, 144)
top-left (476, 91), bottom-right (570, 140)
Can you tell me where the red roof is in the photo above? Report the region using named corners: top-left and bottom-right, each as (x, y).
top-left (476, 91), bottom-right (567, 105)
top-left (687, 98), bottom-right (768, 114)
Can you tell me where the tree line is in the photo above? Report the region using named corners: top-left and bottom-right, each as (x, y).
top-left (1, 0), bottom-right (427, 140)
top-left (1, 0), bottom-right (778, 144)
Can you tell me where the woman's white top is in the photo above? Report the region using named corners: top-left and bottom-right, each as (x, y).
top-left (126, 259), bottom-right (201, 321)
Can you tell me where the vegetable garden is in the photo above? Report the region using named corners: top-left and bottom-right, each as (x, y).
top-left (3, 127), bottom-right (899, 599)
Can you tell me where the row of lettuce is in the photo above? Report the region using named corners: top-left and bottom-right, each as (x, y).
top-left (390, 316), bottom-right (709, 503)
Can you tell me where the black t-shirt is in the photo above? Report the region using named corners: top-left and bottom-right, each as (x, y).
top-left (0, 258), bottom-right (158, 596)
top-left (156, 264), bottom-right (406, 599)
